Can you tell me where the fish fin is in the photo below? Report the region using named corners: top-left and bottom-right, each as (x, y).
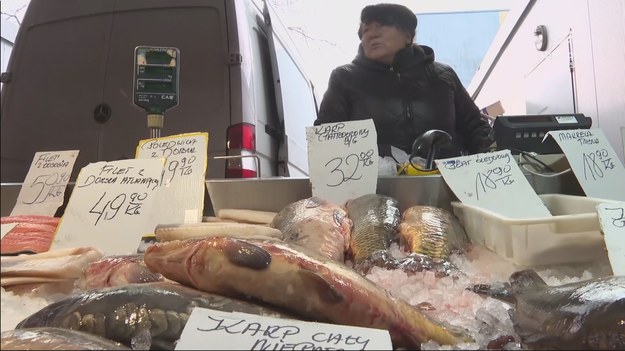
top-left (224, 240), bottom-right (271, 270)
top-left (509, 269), bottom-right (546, 292)
top-left (298, 269), bottom-right (344, 305)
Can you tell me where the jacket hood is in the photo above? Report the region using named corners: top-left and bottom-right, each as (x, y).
top-left (353, 43), bottom-right (435, 71)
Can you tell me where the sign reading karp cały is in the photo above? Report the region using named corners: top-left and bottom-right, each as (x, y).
top-left (11, 150), bottom-right (79, 216)
top-left (436, 149), bottom-right (550, 218)
top-left (51, 158), bottom-right (164, 255)
top-left (546, 129), bottom-right (625, 201)
top-left (175, 308), bottom-right (392, 350)
top-left (307, 120), bottom-right (378, 204)
top-left (136, 132), bottom-right (208, 224)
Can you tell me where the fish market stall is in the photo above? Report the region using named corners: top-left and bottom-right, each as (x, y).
top-left (1, 174), bottom-right (621, 350)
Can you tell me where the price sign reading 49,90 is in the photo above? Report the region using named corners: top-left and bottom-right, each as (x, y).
top-left (51, 158), bottom-right (165, 255)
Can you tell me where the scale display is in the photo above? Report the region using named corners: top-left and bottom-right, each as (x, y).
top-left (494, 113), bottom-right (592, 154)
top-left (133, 46), bottom-right (180, 114)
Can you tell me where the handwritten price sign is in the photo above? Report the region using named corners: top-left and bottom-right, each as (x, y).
top-left (11, 150), bottom-right (79, 216)
top-left (547, 129), bottom-right (625, 201)
top-left (307, 120), bottom-right (378, 204)
top-left (136, 132), bottom-right (208, 224)
top-left (596, 202), bottom-right (625, 275)
top-left (175, 308), bottom-right (392, 350)
top-left (436, 150), bottom-right (551, 218)
top-left (51, 158), bottom-right (164, 255)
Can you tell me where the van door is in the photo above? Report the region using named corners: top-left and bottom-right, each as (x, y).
top-left (262, 0), bottom-right (317, 177)
top-left (1, 0), bottom-right (230, 182)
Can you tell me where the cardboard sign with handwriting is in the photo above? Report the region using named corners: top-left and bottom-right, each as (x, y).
top-left (175, 308), bottom-right (392, 350)
top-left (596, 202), bottom-right (625, 275)
top-left (546, 129), bottom-right (625, 201)
top-left (51, 159), bottom-right (164, 255)
top-left (307, 120), bottom-right (378, 205)
top-left (136, 132), bottom-right (208, 224)
top-left (436, 150), bottom-right (551, 218)
top-left (11, 150), bottom-right (79, 216)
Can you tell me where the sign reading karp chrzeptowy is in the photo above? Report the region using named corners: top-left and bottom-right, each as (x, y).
top-left (136, 132), bottom-right (208, 224)
top-left (596, 202), bottom-right (625, 276)
top-left (11, 150), bottom-right (79, 216)
top-left (51, 158), bottom-right (164, 255)
top-left (435, 149), bottom-right (551, 218)
top-left (175, 308), bottom-right (392, 350)
top-left (306, 119), bottom-right (378, 205)
top-left (546, 128), bottom-right (625, 201)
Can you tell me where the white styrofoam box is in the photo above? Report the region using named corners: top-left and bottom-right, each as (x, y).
top-left (451, 194), bottom-right (614, 267)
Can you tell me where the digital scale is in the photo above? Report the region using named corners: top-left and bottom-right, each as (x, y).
top-left (133, 46), bottom-right (180, 138)
top-left (493, 113), bottom-right (592, 154)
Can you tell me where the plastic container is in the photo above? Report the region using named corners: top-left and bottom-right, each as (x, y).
top-left (451, 194), bottom-right (613, 267)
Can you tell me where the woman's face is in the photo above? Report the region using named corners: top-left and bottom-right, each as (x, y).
top-left (360, 22), bottom-right (412, 64)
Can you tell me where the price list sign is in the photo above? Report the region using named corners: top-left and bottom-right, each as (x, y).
top-left (306, 120), bottom-right (378, 205)
top-left (136, 132), bottom-right (208, 224)
top-left (436, 149), bottom-right (551, 218)
top-left (51, 158), bottom-right (164, 255)
top-left (11, 150), bottom-right (79, 216)
top-left (596, 202), bottom-right (625, 276)
top-left (547, 129), bottom-right (625, 201)
top-left (175, 308), bottom-right (392, 350)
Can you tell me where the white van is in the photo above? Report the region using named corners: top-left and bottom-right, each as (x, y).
top-left (0, 0), bottom-right (317, 182)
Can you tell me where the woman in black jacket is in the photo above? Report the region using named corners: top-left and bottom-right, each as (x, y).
top-left (314, 3), bottom-right (494, 160)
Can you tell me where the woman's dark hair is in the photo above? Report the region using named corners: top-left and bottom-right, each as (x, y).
top-left (358, 4), bottom-right (418, 40)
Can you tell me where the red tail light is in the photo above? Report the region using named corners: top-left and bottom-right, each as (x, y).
top-left (226, 123), bottom-right (255, 150)
top-left (225, 123), bottom-right (258, 178)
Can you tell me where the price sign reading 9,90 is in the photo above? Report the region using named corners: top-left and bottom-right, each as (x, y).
top-left (51, 158), bottom-right (165, 255)
top-left (306, 120), bottom-right (378, 205)
top-left (11, 150), bottom-right (79, 216)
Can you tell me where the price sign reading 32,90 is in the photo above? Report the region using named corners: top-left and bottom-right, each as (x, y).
top-left (306, 119), bottom-right (378, 205)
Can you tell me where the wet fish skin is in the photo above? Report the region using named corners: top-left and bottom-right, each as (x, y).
top-left (346, 194), bottom-right (400, 264)
top-left (472, 270), bottom-right (625, 350)
top-left (398, 205), bottom-right (468, 260)
top-left (1, 327), bottom-right (130, 350)
top-left (77, 254), bottom-right (165, 290)
top-left (144, 237), bottom-right (469, 349)
top-left (271, 197), bottom-right (352, 262)
top-left (16, 282), bottom-right (298, 350)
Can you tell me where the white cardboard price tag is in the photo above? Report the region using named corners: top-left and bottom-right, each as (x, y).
top-left (50, 158), bottom-right (164, 255)
top-left (136, 132), bottom-right (208, 224)
top-left (546, 129), bottom-right (625, 201)
top-left (436, 150), bottom-right (551, 218)
top-left (11, 150), bottom-right (79, 216)
top-left (175, 308), bottom-right (392, 350)
top-left (307, 120), bottom-right (378, 205)
top-left (596, 202), bottom-right (625, 276)
top-left (0, 223), bottom-right (18, 240)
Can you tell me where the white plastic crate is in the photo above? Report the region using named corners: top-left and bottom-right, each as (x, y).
top-left (451, 194), bottom-right (614, 267)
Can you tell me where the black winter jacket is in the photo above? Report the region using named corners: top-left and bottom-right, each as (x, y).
top-left (315, 44), bottom-right (494, 158)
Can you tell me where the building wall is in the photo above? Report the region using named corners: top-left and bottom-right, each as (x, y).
top-left (469, 0), bottom-right (625, 163)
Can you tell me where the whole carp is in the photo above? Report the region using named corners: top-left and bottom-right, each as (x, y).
top-left (143, 237), bottom-right (469, 349)
top-left (346, 194), bottom-right (400, 264)
top-left (471, 269), bottom-right (625, 350)
top-left (17, 282), bottom-right (299, 350)
top-left (1, 327), bottom-right (129, 350)
top-left (398, 205), bottom-right (468, 260)
top-left (271, 197), bottom-right (352, 262)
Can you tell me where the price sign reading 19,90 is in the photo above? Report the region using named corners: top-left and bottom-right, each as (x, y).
top-left (306, 119), bottom-right (378, 204)
top-left (50, 158), bottom-right (165, 255)
top-left (11, 150), bottom-right (79, 216)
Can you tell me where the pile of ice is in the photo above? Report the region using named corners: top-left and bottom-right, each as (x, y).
top-left (366, 243), bottom-right (613, 350)
top-left (1, 287), bottom-right (52, 332)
